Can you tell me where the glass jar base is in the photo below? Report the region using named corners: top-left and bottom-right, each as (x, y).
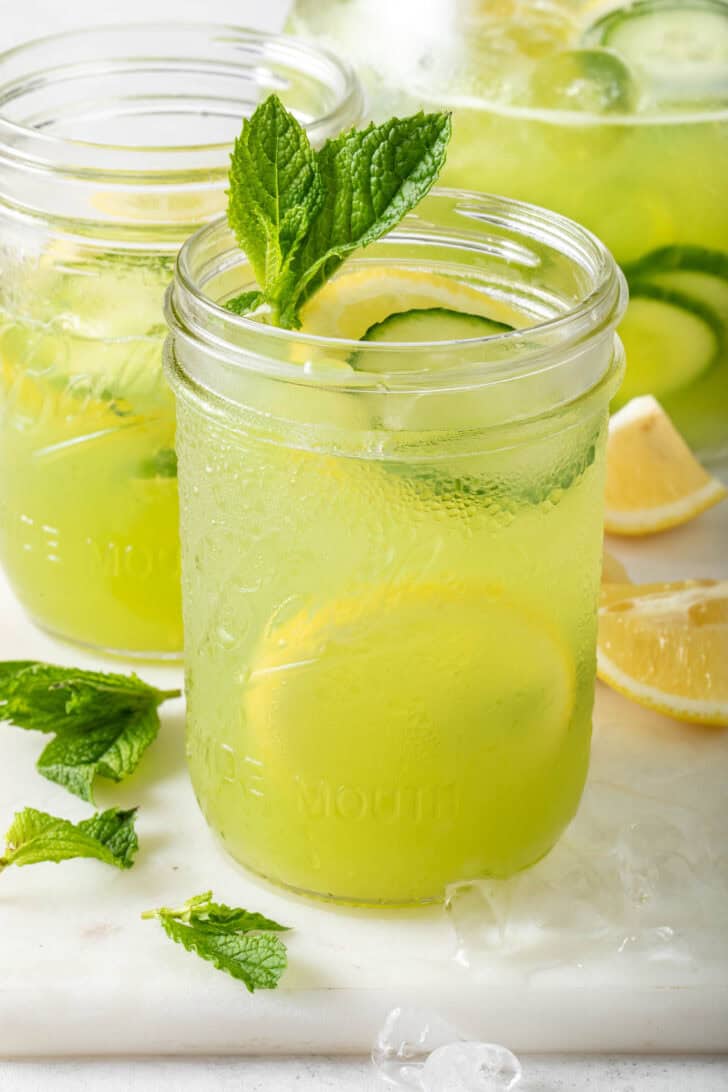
top-left (214, 830), bottom-right (559, 909)
top-left (30, 616), bottom-right (183, 664)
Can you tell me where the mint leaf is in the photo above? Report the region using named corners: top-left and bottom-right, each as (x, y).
top-left (225, 290), bottom-right (265, 317)
top-left (225, 95), bottom-right (451, 329)
top-left (0, 806), bottom-right (138, 871)
top-left (0, 661), bottom-right (180, 801)
top-left (36, 704), bottom-right (161, 803)
top-left (137, 448), bottom-right (178, 479)
top-left (227, 95), bottom-right (323, 321)
top-left (143, 891), bottom-right (288, 992)
top-left (0, 661), bottom-right (177, 733)
top-left (289, 112), bottom-right (452, 319)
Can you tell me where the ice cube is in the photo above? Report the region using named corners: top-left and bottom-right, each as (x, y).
top-left (372, 1006), bottom-right (460, 1087)
top-left (527, 48), bottom-right (638, 113)
top-left (421, 1042), bottom-right (522, 1092)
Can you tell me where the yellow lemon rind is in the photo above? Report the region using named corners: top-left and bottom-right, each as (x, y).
top-left (597, 650), bottom-right (728, 727)
top-left (604, 476), bottom-right (727, 536)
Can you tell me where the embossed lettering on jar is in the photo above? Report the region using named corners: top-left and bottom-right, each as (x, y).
top-left (0, 25), bottom-right (362, 654)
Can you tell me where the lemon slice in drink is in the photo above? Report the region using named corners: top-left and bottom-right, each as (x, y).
top-left (246, 582), bottom-right (576, 777)
top-left (300, 268), bottom-right (524, 340)
top-left (598, 579), bottom-right (728, 726)
top-left (604, 395), bottom-right (727, 535)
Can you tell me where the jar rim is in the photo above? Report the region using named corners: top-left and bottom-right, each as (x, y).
top-left (0, 23), bottom-right (364, 182)
top-left (167, 187), bottom-right (627, 395)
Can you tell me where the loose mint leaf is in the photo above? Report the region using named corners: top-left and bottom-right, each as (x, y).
top-left (36, 705), bottom-right (161, 803)
top-left (0, 661), bottom-right (180, 801)
top-left (225, 95), bottom-right (452, 329)
top-left (288, 112), bottom-right (452, 319)
top-left (0, 806), bottom-right (138, 871)
top-left (143, 891), bottom-right (288, 992)
top-left (0, 661), bottom-right (177, 734)
top-left (227, 95), bottom-right (323, 318)
top-left (137, 448), bottom-right (178, 479)
top-left (225, 290), bottom-right (265, 317)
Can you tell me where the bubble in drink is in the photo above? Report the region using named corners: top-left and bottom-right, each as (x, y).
top-left (527, 48), bottom-right (638, 113)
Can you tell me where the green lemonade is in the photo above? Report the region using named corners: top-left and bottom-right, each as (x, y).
top-left (288, 0), bottom-right (728, 460)
top-left (180, 397), bottom-right (607, 903)
top-left (0, 26), bottom-right (362, 654)
top-left (173, 246), bottom-right (622, 903)
top-left (168, 100), bottom-right (624, 904)
top-left (0, 254), bottom-right (181, 653)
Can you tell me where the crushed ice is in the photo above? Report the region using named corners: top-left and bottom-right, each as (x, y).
top-left (445, 709), bottom-right (728, 974)
top-left (372, 1008), bottom-right (521, 1090)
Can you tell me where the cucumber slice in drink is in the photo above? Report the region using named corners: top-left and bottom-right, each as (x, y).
top-left (350, 307), bottom-right (513, 372)
top-left (623, 244), bottom-right (728, 282)
top-left (584, 0), bottom-right (728, 102)
top-left (615, 285), bottom-right (722, 406)
top-left (647, 271), bottom-right (728, 324)
top-left (363, 307), bottom-right (513, 343)
top-left (622, 243), bottom-right (728, 356)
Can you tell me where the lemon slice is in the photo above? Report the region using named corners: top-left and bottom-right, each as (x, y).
top-left (604, 395), bottom-right (727, 535)
top-left (246, 581), bottom-right (576, 776)
top-left (598, 579), bottom-right (728, 726)
top-left (300, 268), bottom-right (524, 340)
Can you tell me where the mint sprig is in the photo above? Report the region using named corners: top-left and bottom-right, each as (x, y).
top-left (0, 806), bottom-right (138, 872)
top-left (226, 94), bottom-right (451, 328)
top-left (0, 661), bottom-right (180, 803)
top-left (143, 892), bottom-right (289, 992)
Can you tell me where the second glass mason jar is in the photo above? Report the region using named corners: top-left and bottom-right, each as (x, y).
top-left (0, 24), bottom-right (362, 654)
top-left (166, 190), bottom-right (626, 905)
top-left (288, 0), bottom-right (728, 464)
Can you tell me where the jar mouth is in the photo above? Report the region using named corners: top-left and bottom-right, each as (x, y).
top-left (0, 23), bottom-right (363, 181)
top-left (168, 187), bottom-right (627, 395)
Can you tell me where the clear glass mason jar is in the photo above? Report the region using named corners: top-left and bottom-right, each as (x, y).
top-left (0, 24), bottom-right (362, 655)
top-left (165, 189), bottom-right (627, 905)
top-left (287, 0), bottom-right (728, 464)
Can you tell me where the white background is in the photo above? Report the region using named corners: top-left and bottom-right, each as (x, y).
top-left (1, 0), bottom-right (727, 1089)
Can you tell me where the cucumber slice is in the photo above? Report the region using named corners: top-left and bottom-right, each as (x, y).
top-left (623, 244), bottom-right (728, 282)
top-left (363, 308), bottom-right (513, 343)
top-left (647, 271), bottom-right (728, 324)
top-left (622, 243), bottom-right (728, 360)
top-left (584, 0), bottom-right (728, 100)
top-left (614, 284), bottom-right (722, 406)
top-left (350, 307), bottom-right (513, 373)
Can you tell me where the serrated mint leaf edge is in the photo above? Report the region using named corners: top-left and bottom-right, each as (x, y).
top-left (0, 660), bottom-right (179, 735)
top-left (291, 112), bottom-right (453, 314)
top-left (226, 95), bottom-right (323, 319)
top-left (142, 892), bottom-right (289, 991)
top-left (35, 704), bottom-right (161, 803)
top-left (224, 97), bottom-right (452, 330)
top-left (0, 806), bottom-right (139, 871)
top-left (155, 915), bottom-right (288, 992)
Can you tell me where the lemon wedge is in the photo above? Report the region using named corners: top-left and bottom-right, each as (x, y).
top-left (604, 395), bottom-right (727, 535)
top-left (598, 578), bottom-right (728, 726)
top-left (299, 267), bottom-right (523, 340)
